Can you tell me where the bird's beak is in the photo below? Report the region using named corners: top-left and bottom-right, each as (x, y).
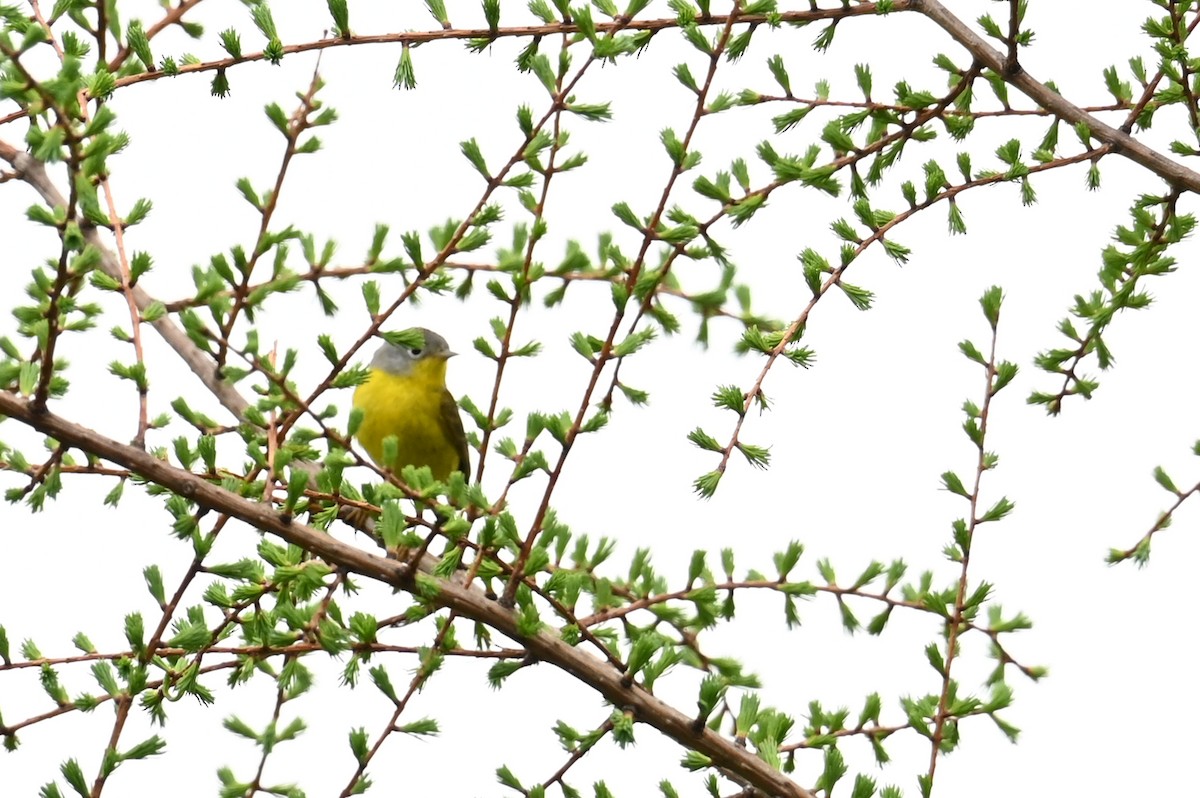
top-left (445, 350), bottom-right (457, 358)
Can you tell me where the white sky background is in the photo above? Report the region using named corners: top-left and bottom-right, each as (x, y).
top-left (2, 1), bottom-right (1197, 796)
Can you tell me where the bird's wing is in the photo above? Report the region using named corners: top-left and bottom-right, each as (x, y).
top-left (440, 388), bottom-right (471, 476)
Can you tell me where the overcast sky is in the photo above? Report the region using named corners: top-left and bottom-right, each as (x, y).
top-left (2, 2), bottom-right (1196, 796)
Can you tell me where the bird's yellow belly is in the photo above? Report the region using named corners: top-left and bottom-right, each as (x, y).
top-left (353, 368), bottom-right (458, 480)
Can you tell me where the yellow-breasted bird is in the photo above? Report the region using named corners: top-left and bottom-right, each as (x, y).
top-left (352, 328), bottom-right (469, 481)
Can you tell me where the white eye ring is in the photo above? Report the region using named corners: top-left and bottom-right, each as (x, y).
top-left (409, 348), bottom-right (423, 357)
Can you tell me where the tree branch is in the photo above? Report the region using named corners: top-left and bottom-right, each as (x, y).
top-left (0, 140), bottom-right (250, 422)
top-left (917, 0), bottom-right (1200, 192)
top-left (0, 389), bottom-right (814, 798)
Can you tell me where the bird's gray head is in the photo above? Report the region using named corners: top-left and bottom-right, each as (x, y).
top-left (370, 328), bottom-right (456, 376)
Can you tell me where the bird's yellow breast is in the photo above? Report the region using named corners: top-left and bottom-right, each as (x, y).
top-left (352, 358), bottom-right (459, 480)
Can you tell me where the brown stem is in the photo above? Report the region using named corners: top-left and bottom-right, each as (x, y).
top-left (213, 71), bottom-right (323, 374)
top-left (926, 299), bottom-right (1002, 784)
top-left (1004, 0), bottom-right (1020, 76)
top-left (502, 2), bottom-right (748, 606)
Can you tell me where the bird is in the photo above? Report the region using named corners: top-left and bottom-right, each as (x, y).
top-left (352, 328), bottom-right (470, 482)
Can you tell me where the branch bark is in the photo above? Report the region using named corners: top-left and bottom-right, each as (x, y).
top-left (0, 140), bottom-right (249, 422)
top-left (916, 0), bottom-right (1200, 192)
top-left (0, 389), bottom-right (814, 798)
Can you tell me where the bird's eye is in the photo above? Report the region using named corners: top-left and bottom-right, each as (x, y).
top-left (409, 348), bottom-right (423, 357)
